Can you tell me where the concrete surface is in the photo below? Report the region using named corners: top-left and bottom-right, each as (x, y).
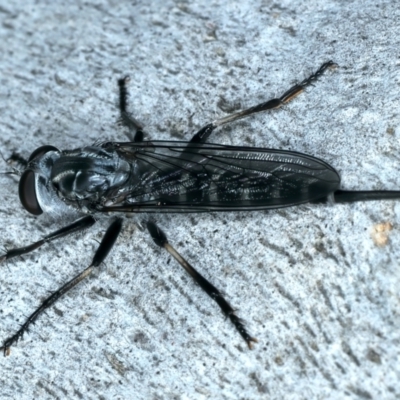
top-left (0, 1), bottom-right (399, 399)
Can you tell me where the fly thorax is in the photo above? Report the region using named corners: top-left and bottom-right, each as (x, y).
top-left (50, 146), bottom-right (131, 207)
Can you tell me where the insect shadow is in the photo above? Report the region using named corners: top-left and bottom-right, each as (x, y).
top-left (1, 61), bottom-right (399, 356)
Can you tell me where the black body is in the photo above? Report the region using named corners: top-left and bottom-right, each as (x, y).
top-left (27, 141), bottom-right (340, 215)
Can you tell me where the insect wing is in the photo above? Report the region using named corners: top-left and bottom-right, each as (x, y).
top-left (101, 141), bottom-right (340, 212)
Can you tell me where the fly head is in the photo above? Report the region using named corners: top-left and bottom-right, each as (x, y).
top-left (18, 145), bottom-right (71, 216)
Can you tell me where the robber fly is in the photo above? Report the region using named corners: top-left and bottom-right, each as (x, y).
top-left (2, 61), bottom-right (400, 356)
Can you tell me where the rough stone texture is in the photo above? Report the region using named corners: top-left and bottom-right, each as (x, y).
top-left (0, 1), bottom-right (399, 399)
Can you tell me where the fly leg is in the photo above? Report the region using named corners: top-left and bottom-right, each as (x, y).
top-left (118, 76), bottom-right (144, 142)
top-left (1, 218), bottom-right (123, 356)
top-left (147, 221), bottom-right (257, 349)
top-left (3, 152), bottom-right (28, 170)
top-left (190, 61), bottom-right (337, 143)
top-left (0, 215), bottom-right (96, 264)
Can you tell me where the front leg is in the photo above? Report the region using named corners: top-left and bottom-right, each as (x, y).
top-left (0, 215), bottom-right (96, 264)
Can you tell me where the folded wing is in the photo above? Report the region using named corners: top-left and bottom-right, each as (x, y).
top-left (99, 141), bottom-right (340, 213)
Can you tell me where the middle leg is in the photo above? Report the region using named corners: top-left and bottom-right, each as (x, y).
top-left (1, 218), bottom-right (123, 356)
top-left (118, 76), bottom-right (145, 142)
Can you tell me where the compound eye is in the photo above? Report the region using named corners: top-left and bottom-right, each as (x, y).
top-left (28, 145), bottom-right (59, 163)
top-left (19, 170), bottom-right (43, 215)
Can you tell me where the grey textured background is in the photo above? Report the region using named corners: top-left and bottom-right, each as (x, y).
top-left (0, 1), bottom-right (399, 399)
